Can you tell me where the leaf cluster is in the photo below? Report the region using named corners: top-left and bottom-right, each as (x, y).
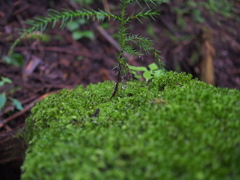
top-left (128, 62), bottom-right (166, 81)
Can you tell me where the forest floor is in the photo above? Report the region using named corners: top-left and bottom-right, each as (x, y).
top-left (0, 0), bottom-right (240, 179)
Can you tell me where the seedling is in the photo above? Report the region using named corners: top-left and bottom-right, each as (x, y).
top-left (0, 77), bottom-right (23, 111)
top-left (11, 0), bottom-right (166, 99)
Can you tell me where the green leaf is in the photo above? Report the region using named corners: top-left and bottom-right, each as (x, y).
top-left (128, 64), bottom-right (148, 72)
top-left (67, 21), bottom-right (79, 31)
top-left (0, 93), bottom-right (7, 110)
top-left (9, 86), bottom-right (21, 94)
top-left (132, 71), bottom-right (141, 79)
top-left (152, 69), bottom-right (165, 77)
top-left (72, 30), bottom-right (94, 40)
top-left (9, 97), bottom-right (23, 111)
top-left (78, 19), bottom-right (87, 25)
top-left (148, 63), bottom-right (158, 70)
top-left (72, 31), bottom-right (84, 40)
top-left (143, 71), bottom-right (153, 81)
top-left (81, 30), bottom-right (94, 40)
top-left (1, 77), bottom-right (12, 84)
top-left (3, 53), bottom-right (24, 67)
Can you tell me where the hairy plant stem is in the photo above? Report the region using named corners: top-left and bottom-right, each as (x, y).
top-left (110, 62), bottom-right (121, 100)
top-left (110, 1), bottom-right (128, 99)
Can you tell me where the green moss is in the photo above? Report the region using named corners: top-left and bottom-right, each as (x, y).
top-left (22, 71), bottom-right (240, 180)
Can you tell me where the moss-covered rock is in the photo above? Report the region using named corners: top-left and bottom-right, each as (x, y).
top-left (22, 71), bottom-right (240, 180)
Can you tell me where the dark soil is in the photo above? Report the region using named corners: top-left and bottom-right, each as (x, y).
top-left (0, 0), bottom-right (240, 179)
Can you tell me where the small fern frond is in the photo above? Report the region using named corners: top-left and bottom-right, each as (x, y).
top-left (23, 9), bottom-right (118, 34)
top-left (128, 0), bottom-right (165, 8)
top-left (9, 9), bottom-right (118, 54)
top-left (125, 34), bottom-right (155, 55)
top-left (132, 9), bottom-right (160, 22)
top-left (124, 47), bottom-right (143, 57)
top-left (153, 49), bottom-right (164, 68)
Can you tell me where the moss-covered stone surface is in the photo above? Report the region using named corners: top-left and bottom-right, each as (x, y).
top-left (22, 72), bottom-right (240, 180)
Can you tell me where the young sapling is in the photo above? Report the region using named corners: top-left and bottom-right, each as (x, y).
top-left (11, 0), bottom-right (166, 99)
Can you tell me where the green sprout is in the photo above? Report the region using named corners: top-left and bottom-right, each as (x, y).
top-left (0, 77), bottom-right (23, 111)
top-left (11, 0), bottom-right (166, 99)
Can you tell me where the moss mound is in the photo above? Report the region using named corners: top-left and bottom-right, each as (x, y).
top-left (22, 72), bottom-right (240, 180)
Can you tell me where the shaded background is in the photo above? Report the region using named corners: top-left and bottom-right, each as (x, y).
top-left (0, 0), bottom-right (240, 179)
